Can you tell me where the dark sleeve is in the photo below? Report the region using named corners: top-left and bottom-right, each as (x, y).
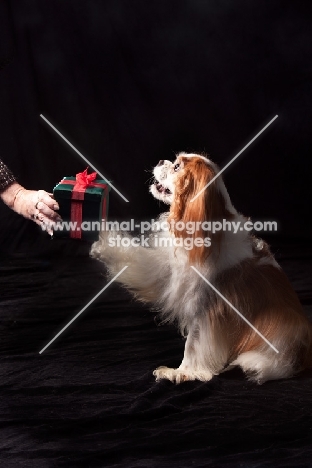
top-left (0, 159), bottom-right (16, 191)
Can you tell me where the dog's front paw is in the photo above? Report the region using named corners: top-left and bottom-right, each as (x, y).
top-left (153, 366), bottom-right (214, 384)
top-left (153, 366), bottom-right (176, 383)
top-left (90, 230), bottom-right (111, 260)
top-left (91, 230), bottom-right (134, 263)
top-left (153, 366), bottom-right (193, 384)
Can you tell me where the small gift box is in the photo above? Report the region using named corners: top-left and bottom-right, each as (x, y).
top-left (53, 168), bottom-right (110, 241)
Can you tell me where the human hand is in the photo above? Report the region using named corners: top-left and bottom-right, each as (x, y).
top-left (1, 183), bottom-right (61, 235)
top-left (15, 188), bottom-right (61, 233)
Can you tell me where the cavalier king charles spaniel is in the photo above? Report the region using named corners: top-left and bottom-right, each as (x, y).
top-left (91, 153), bottom-right (312, 384)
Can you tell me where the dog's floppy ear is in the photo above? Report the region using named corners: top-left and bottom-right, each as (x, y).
top-left (168, 157), bottom-right (227, 264)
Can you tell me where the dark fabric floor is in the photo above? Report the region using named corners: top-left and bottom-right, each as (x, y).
top-left (0, 239), bottom-right (312, 468)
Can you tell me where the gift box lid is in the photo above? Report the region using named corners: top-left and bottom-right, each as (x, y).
top-left (54, 176), bottom-right (110, 201)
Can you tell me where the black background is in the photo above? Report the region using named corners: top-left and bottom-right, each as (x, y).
top-left (1, 0), bottom-right (312, 253)
top-left (0, 1), bottom-right (312, 467)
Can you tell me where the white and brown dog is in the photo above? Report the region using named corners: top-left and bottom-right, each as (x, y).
top-left (91, 153), bottom-right (312, 384)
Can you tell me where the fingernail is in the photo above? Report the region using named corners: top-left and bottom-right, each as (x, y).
top-left (53, 204), bottom-right (59, 210)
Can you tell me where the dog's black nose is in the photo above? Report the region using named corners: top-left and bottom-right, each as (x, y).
top-left (157, 160), bottom-right (164, 166)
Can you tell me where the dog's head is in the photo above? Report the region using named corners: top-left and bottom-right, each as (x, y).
top-left (150, 153), bottom-right (221, 203)
top-left (150, 153), bottom-right (235, 263)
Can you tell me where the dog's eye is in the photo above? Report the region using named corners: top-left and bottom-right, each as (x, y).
top-left (174, 163), bottom-right (180, 172)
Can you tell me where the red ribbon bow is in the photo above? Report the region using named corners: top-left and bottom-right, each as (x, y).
top-left (74, 168), bottom-right (97, 191)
